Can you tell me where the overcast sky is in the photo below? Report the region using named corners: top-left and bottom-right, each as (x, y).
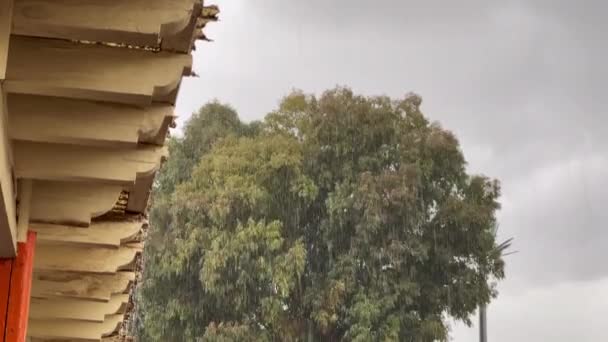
top-left (176, 1), bottom-right (607, 340)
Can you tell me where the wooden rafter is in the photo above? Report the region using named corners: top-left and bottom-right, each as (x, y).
top-left (29, 181), bottom-right (125, 227)
top-left (5, 36), bottom-right (192, 106)
top-left (30, 294), bottom-right (129, 323)
top-left (14, 142), bottom-right (166, 185)
top-left (34, 245), bottom-right (139, 274)
top-left (13, 0), bottom-right (204, 52)
top-left (8, 94), bottom-right (174, 147)
top-left (28, 314), bottom-right (124, 341)
top-left (31, 272), bottom-right (135, 302)
top-left (31, 221), bottom-right (144, 248)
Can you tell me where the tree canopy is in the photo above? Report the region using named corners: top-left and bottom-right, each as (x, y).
top-left (136, 88), bottom-right (505, 341)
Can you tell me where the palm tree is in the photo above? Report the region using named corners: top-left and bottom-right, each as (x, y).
top-left (480, 231), bottom-right (515, 342)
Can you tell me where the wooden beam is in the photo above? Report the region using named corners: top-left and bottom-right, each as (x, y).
top-left (8, 94), bottom-right (174, 147)
top-left (31, 221), bottom-right (143, 248)
top-left (5, 36), bottom-right (192, 106)
top-left (13, 0), bottom-right (202, 52)
top-left (34, 245), bottom-right (139, 274)
top-left (16, 178), bottom-right (31, 242)
top-left (0, 84), bottom-right (17, 257)
top-left (28, 314), bottom-right (124, 341)
top-left (162, 0), bottom-right (204, 53)
top-left (0, 0), bottom-right (13, 79)
top-left (5, 231), bottom-right (36, 342)
top-left (30, 294), bottom-right (129, 323)
top-left (126, 172), bottom-right (156, 214)
top-left (14, 141), bottom-right (166, 185)
top-left (30, 181), bottom-right (124, 227)
top-left (32, 272), bottom-right (135, 302)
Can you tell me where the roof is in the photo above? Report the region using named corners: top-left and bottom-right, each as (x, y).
top-left (0, 0), bottom-right (218, 340)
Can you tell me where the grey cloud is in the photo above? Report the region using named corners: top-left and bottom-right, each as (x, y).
top-left (498, 154), bottom-right (608, 286)
top-left (452, 277), bottom-right (608, 341)
top-left (184, 1), bottom-right (607, 167)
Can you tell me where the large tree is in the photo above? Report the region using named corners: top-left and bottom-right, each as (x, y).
top-left (137, 88), bottom-right (505, 341)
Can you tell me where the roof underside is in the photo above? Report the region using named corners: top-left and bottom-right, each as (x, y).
top-left (0, 0), bottom-right (219, 340)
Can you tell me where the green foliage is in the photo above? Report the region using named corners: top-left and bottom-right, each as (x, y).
top-left (202, 322), bottom-right (269, 342)
top-left (137, 88), bottom-right (505, 341)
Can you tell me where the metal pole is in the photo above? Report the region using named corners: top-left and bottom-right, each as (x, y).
top-left (479, 303), bottom-right (487, 342)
